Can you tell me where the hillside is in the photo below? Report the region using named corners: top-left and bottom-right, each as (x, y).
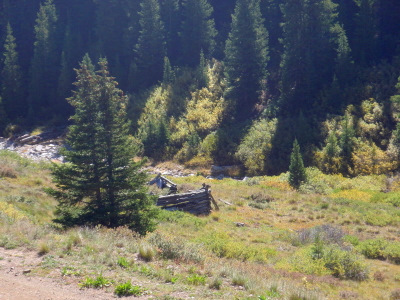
top-left (1, 0), bottom-right (400, 176)
top-left (0, 150), bottom-right (399, 299)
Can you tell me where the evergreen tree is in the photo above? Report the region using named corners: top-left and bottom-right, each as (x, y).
top-left (122, 0), bottom-right (142, 90)
top-left (56, 51), bottom-right (72, 116)
top-left (196, 50), bottom-right (208, 88)
top-left (28, 0), bottom-right (59, 122)
top-left (335, 0), bottom-right (358, 43)
top-left (94, 0), bottom-right (127, 57)
top-left (288, 139), bottom-right (307, 189)
top-left (353, 0), bottom-right (378, 65)
top-left (280, 0), bottom-right (339, 115)
top-left (94, 0), bottom-right (130, 80)
top-left (162, 56), bottom-right (174, 85)
top-left (377, 0), bottom-right (400, 60)
top-left (55, 25), bottom-right (78, 115)
top-left (390, 76), bottom-right (400, 156)
top-left (333, 24), bottom-right (353, 86)
top-left (224, 0), bottom-right (269, 120)
top-left (0, 97), bottom-right (7, 132)
top-left (135, 0), bottom-right (166, 88)
top-left (160, 0), bottom-right (181, 64)
top-left (339, 112), bottom-right (355, 174)
top-left (180, 0), bottom-right (217, 67)
top-left (1, 23), bottom-right (24, 119)
top-left (48, 56), bottom-right (157, 235)
top-left (321, 131), bottom-right (341, 173)
top-left (260, 0), bottom-right (283, 72)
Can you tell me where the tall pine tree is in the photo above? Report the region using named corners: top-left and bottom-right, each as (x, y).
top-left (280, 0), bottom-right (340, 115)
top-left (28, 0), bottom-right (59, 122)
top-left (135, 0), bottom-right (166, 89)
top-left (1, 23), bottom-right (24, 120)
top-left (49, 56), bottom-right (157, 235)
top-left (224, 0), bottom-right (269, 120)
top-left (180, 0), bottom-right (217, 67)
top-left (160, 0), bottom-right (181, 65)
top-left (353, 0), bottom-right (378, 65)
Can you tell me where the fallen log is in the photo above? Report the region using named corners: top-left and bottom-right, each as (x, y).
top-left (218, 198), bottom-right (232, 206)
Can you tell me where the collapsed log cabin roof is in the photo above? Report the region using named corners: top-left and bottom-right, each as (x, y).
top-left (148, 174), bottom-right (177, 194)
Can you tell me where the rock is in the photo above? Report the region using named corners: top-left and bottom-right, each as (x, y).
top-left (23, 269), bottom-right (31, 274)
top-left (234, 222), bottom-right (246, 227)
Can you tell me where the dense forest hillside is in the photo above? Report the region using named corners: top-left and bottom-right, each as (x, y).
top-left (1, 0), bottom-right (400, 175)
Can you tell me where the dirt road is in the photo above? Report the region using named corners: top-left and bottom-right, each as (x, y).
top-left (0, 248), bottom-right (148, 300)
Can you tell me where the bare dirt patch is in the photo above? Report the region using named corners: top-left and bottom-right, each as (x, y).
top-left (0, 248), bottom-right (150, 300)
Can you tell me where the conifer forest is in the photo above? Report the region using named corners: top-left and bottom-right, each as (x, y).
top-left (1, 0), bottom-right (400, 176)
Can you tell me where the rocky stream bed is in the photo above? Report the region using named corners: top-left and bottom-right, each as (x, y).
top-left (0, 129), bottom-right (242, 180)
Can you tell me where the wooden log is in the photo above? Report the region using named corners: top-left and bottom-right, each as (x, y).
top-left (218, 199), bottom-right (233, 206)
top-left (161, 199), bottom-right (208, 207)
top-left (156, 184), bottom-right (215, 216)
top-left (209, 193), bottom-right (219, 211)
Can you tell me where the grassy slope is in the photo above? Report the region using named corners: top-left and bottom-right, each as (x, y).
top-left (0, 150), bottom-right (399, 300)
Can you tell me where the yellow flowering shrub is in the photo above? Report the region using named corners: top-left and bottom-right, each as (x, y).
top-left (0, 202), bottom-right (27, 220)
top-left (352, 139), bottom-right (396, 175)
top-left (330, 189), bottom-right (372, 202)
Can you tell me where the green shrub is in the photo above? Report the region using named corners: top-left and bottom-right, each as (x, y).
top-left (236, 118), bottom-right (277, 175)
top-left (199, 231), bottom-right (276, 262)
top-left (382, 242), bottom-right (400, 264)
top-left (386, 195), bottom-right (400, 207)
top-left (198, 132), bottom-right (218, 159)
top-left (117, 256), bottom-right (130, 268)
top-left (365, 211), bottom-right (394, 226)
top-left (357, 239), bottom-right (388, 259)
top-left (163, 272), bottom-right (179, 284)
top-left (343, 235), bottom-right (360, 246)
top-left (323, 246), bottom-right (369, 280)
top-left (79, 274), bottom-right (111, 289)
top-left (186, 274), bottom-right (206, 285)
top-left (114, 282), bottom-right (142, 297)
top-left (0, 236), bottom-right (18, 249)
top-left (299, 168), bottom-right (331, 194)
top-left (139, 265), bottom-right (156, 277)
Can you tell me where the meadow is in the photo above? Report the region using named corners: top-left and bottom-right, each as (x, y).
top-left (0, 150), bottom-right (399, 300)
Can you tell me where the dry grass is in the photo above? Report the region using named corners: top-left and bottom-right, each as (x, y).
top-left (1, 152), bottom-right (400, 299)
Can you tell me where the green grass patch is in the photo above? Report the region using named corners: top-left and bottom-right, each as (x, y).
top-left (186, 273), bottom-right (206, 285)
top-left (114, 282), bottom-right (143, 297)
top-left (79, 274), bottom-right (111, 289)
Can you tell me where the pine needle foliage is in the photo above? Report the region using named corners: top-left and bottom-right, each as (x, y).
top-left (288, 139), bottom-right (307, 189)
top-left (48, 56), bottom-right (157, 235)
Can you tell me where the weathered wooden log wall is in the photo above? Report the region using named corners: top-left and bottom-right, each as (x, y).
top-left (157, 185), bottom-right (218, 215)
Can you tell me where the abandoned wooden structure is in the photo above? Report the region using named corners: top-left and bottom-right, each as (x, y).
top-left (148, 174), bottom-right (178, 194)
top-left (157, 184), bottom-right (219, 215)
top-left (149, 175), bottom-right (219, 215)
